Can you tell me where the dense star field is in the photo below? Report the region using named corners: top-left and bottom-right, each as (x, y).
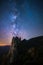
top-left (0, 0), bottom-right (43, 45)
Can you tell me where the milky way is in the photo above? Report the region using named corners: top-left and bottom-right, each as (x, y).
top-left (0, 0), bottom-right (43, 45)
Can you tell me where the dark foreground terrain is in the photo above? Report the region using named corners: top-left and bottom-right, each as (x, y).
top-left (0, 36), bottom-right (43, 65)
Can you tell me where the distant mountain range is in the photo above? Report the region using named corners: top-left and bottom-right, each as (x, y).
top-left (0, 46), bottom-right (10, 55)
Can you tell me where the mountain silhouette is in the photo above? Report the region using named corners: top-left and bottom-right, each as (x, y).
top-left (1, 36), bottom-right (43, 65)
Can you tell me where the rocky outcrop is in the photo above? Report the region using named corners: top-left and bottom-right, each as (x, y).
top-left (2, 36), bottom-right (43, 65)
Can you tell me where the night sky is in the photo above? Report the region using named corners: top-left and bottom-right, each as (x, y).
top-left (0, 0), bottom-right (43, 45)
